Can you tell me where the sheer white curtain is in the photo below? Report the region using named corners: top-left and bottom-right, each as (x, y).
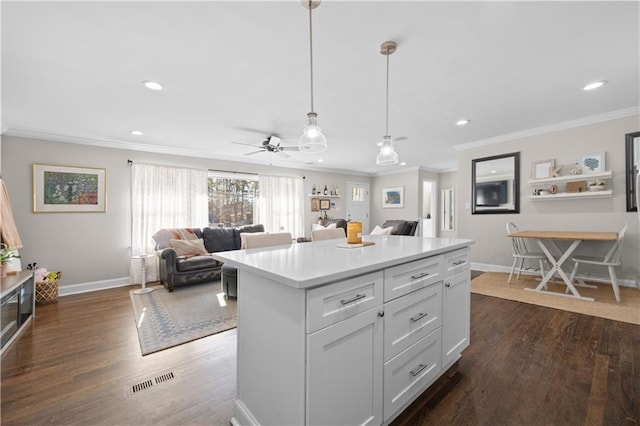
top-left (257, 175), bottom-right (304, 238)
top-left (130, 163), bottom-right (208, 283)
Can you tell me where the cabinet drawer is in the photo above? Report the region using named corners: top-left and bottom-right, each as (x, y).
top-left (384, 282), bottom-right (442, 361)
top-left (307, 271), bottom-right (383, 333)
top-left (443, 247), bottom-right (470, 275)
top-left (383, 328), bottom-right (441, 421)
top-left (384, 255), bottom-right (442, 302)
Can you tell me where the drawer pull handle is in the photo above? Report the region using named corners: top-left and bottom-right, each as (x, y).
top-left (340, 294), bottom-right (366, 305)
top-left (410, 363), bottom-right (428, 377)
top-left (410, 312), bottom-right (428, 323)
top-left (411, 272), bottom-right (430, 280)
top-left (453, 260), bottom-right (466, 266)
top-left (445, 282), bottom-right (451, 288)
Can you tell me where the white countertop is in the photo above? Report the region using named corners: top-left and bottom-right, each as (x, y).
top-left (212, 235), bottom-right (474, 289)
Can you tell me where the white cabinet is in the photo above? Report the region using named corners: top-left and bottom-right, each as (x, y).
top-left (227, 243), bottom-right (472, 426)
top-left (442, 269), bottom-right (470, 368)
top-left (307, 307), bottom-right (383, 425)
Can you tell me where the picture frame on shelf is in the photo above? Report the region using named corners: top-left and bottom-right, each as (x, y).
top-left (382, 186), bottom-right (404, 208)
top-left (531, 159), bottom-right (555, 179)
top-left (580, 152), bottom-right (605, 174)
top-left (33, 163), bottom-right (106, 213)
top-left (310, 197), bottom-right (320, 212)
top-left (319, 199), bottom-right (330, 210)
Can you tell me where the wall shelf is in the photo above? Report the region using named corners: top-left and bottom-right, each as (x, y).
top-left (528, 170), bottom-right (611, 186)
top-left (527, 189), bottom-right (612, 201)
top-left (308, 194), bottom-right (340, 198)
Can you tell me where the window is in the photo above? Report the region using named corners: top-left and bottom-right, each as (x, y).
top-left (208, 172), bottom-right (258, 228)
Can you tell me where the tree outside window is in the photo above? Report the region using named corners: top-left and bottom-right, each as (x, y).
top-left (208, 175), bottom-right (258, 228)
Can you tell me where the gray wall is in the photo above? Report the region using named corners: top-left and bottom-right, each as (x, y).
top-left (457, 115), bottom-right (640, 282)
top-left (370, 169), bottom-right (420, 230)
top-left (1, 135), bottom-right (368, 288)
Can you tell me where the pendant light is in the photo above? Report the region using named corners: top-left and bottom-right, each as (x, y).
top-left (376, 41), bottom-right (399, 166)
top-left (299, 0), bottom-right (327, 153)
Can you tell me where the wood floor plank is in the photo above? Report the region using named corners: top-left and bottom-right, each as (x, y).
top-left (1, 285), bottom-right (638, 425)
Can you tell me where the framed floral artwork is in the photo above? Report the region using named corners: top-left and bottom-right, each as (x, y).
top-left (33, 163), bottom-right (107, 212)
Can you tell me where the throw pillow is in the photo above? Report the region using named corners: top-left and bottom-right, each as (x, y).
top-left (370, 225), bottom-right (393, 235)
top-left (170, 238), bottom-right (208, 256)
top-left (152, 228), bottom-right (199, 249)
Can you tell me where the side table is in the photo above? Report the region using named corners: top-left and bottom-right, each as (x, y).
top-left (131, 254), bottom-right (155, 295)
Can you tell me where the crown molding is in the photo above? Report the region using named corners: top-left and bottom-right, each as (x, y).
top-left (454, 106), bottom-right (640, 152)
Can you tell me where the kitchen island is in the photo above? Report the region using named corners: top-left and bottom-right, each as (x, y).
top-left (212, 235), bottom-right (474, 426)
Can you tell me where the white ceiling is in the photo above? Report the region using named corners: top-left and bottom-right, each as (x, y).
top-left (2, 1), bottom-right (639, 175)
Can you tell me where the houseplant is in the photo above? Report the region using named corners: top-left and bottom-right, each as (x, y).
top-left (588, 178), bottom-right (607, 191)
top-left (0, 243), bottom-right (21, 278)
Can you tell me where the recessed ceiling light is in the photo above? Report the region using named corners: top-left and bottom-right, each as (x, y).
top-left (400, 162), bottom-right (407, 166)
top-left (456, 119), bottom-right (470, 126)
top-left (142, 80), bottom-right (163, 91)
top-left (317, 158), bottom-right (324, 163)
top-left (582, 81), bottom-right (606, 91)
top-left (130, 130), bottom-right (144, 136)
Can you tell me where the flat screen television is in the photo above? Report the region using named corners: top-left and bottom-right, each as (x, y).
top-left (476, 180), bottom-right (508, 207)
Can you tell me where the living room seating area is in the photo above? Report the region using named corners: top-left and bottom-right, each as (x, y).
top-left (153, 224), bottom-right (264, 292)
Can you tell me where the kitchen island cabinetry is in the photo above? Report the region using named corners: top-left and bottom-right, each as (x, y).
top-left (212, 235), bottom-right (473, 426)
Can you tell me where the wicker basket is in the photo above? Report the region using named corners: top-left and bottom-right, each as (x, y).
top-left (36, 272), bottom-right (61, 304)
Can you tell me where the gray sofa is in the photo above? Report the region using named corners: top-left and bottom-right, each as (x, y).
top-left (381, 219), bottom-right (419, 236)
top-left (153, 224), bottom-right (264, 292)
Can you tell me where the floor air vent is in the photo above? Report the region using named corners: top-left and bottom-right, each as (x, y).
top-left (130, 371), bottom-right (176, 394)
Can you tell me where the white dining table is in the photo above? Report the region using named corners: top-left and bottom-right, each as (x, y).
top-left (507, 230), bottom-right (618, 301)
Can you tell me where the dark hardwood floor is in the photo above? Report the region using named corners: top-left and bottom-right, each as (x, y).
top-left (1, 285), bottom-right (638, 425)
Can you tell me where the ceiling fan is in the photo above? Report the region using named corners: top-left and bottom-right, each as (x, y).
top-left (232, 136), bottom-right (299, 158)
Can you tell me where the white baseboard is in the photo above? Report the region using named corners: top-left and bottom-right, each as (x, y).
top-left (58, 277), bottom-right (132, 297)
top-left (471, 262), bottom-right (640, 288)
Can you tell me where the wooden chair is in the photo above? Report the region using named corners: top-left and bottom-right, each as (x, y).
top-left (506, 222), bottom-right (549, 284)
top-left (569, 224), bottom-right (628, 302)
top-left (243, 232), bottom-right (293, 249)
top-left (311, 228), bottom-right (346, 241)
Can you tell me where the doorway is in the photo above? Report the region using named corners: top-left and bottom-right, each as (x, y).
top-left (422, 180), bottom-right (436, 237)
top-left (346, 182), bottom-right (370, 233)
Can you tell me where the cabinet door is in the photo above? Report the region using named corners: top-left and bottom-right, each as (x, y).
top-left (307, 308), bottom-right (383, 426)
top-left (442, 270), bottom-right (470, 368)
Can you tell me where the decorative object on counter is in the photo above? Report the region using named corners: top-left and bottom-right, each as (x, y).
top-left (311, 197), bottom-right (320, 211)
top-left (323, 184), bottom-right (328, 195)
top-left (347, 221), bottom-right (363, 244)
top-left (33, 163), bottom-right (107, 213)
top-left (531, 159), bottom-right (555, 179)
top-left (0, 244), bottom-right (20, 278)
top-left (588, 178), bottom-right (607, 191)
top-left (312, 183), bottom-right (317, 195)
top-left (382, 186), bottom-right (404, 208)
top-left (580, 152), bottom-right (605, 173)
top-left (566, 180), bottom-right (588, 193)
top-left (570, 162), bottom-right (583, 175)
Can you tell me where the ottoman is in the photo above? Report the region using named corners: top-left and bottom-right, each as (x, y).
top-left (221, 264), bottom-right (237, 298)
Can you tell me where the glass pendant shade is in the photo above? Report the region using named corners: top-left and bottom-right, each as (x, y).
top-left (299, 112), bottom-right (327, 152)
top-left (376, 135), bottom-right (398, 165)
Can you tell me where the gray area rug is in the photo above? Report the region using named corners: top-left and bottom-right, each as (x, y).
top-left (129, 281), bottom-right (237, 355)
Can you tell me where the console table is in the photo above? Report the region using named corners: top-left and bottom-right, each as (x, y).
top-left (213, 235), bottom-right (474, 425)
top-left (1, 271), bottom-right (35, 354)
